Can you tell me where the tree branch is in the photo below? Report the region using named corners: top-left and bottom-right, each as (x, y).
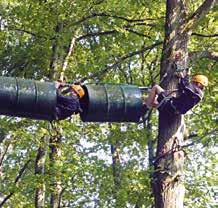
top-left (90, 12), bottom-right (164, 22)
top-left (192, 32), bottom-right (218, 38)
top-left (182, 0), bottom-right (217, 32)
top-left (77, 30), bottom-right (116, 41)
top-left (73, 12), bottom-right (164, 26)
top-left (60, 29), bottom-right (81, 81)
top-left (182, 129), bottom-right (217, 148)
top-left (125, 28), bottom-right (151, 39)
top-left (77, 41), bottom-right (163, 83)
top-left (0, 159), bottom-right (31, 207)
top-left (6, 13), bottom-right (157, 41)
top-left (0, 143), bottom-right (10, 167)
top-left (189, 50), bottom-right (218, 62)
top-left (77, 28), bottom-right (152, 41)
top-left (4, 25), bottom-right (49, 40)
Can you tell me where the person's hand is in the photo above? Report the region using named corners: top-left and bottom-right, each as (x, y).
top-left (175, 71), bottom-right (185, 78)
top-left (175, 69), bottom-right (190, 78)
top-left (186, 68), bottom-right (191, 76)
top-left (55, 80), bottom-right (65, 89)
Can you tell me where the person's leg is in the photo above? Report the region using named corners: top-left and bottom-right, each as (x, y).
top-left (143, 85), bottom-right (164, 108)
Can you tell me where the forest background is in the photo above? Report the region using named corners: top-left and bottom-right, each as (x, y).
top-left (0, 0), bottom-right (217, 207)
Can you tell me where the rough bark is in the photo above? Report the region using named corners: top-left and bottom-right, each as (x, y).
top-left (48, 22), bottom-right (63, 80)
top-left (111, 142), bottom-right (121, 188)
top-left (152, 0), bottom-right (216, 207)
top-left (108, 124), bottom-right (122, 206)
top-left (35, 136), bottom-right (48, 208)
top-left (49, 130), bottom-right (62, 208)
top-left (47, 20), bottom-right (65, 208)
top-left (34, 21), bottom-right (64, 208)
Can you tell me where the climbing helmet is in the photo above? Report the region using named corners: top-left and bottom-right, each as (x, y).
top-left (72, 85), bottom-right (85, 98)
top-left (192, 75), bottom-right (208, 87)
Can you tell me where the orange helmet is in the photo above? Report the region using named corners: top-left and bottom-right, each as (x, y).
top-left (192, 75), bottom-right (208, 87)
top-left (72, 85), bottom-right (85, 98)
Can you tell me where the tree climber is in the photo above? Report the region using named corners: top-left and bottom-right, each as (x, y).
top-left (142, 70), bottom-right (208, 115)
top-left (55, 80), bottom-right (85, 120)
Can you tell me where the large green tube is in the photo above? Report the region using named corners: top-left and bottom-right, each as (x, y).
top-left (0, 76), bottom-right (56, 120)
top-left (0, 77), bottom-right (144, 122)
top-left (80, 84), bottom-right (143, 122)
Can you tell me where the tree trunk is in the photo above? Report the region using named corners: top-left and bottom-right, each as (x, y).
top-left (49, 130), bottom-right (62, 208)
top-left (35, 136), bottom-right (48, 208)
top-left (153, 0), bottom-right (189, 206)
top-left (48, 21), bottom-right (64, 208)
top-left (34, 21), bottom-right (63, 208)
top-left (48, 22), bottom-right (63, 80)
top-left (111, 142), bottom-right (121, 188)
top-left (109, 124), bottom-right (121, 204)
top-left (153, 0), bottom-right (216, 207)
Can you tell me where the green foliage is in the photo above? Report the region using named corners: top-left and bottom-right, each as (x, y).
top-left (0, 0), bottom-right (217, 207)
top-left (185, 146), bottom-right (217, 208)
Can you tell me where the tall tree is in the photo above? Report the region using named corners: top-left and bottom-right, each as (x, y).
top-left (0, 0), bottom-right (217, 207)
top-left (153, 0), bottom-right (217, 207)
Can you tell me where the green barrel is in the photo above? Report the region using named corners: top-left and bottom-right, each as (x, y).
top-left (0, 76), bottom-right (57, 120)
top-left (80, 84), bottom-right (143, 122)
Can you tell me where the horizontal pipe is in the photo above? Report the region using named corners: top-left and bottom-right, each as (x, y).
top-left (0, 76), bottom-right (57, 120)
top-left (0, 77), bottom-right (145, 122)
top-left (80, 84), bottom-right (143, 122)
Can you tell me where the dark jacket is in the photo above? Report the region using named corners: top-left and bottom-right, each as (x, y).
top-left (55, 85), bottom-right (81, 120)
top-left (157, 76), bottom-right (204, 115)
top-left (172, 76), bottom-right (204, 114)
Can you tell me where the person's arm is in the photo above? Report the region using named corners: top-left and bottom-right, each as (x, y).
top-left (178, 69), bottom-right (190, 91)
top-left (55, 81), bottom-right (63, 89)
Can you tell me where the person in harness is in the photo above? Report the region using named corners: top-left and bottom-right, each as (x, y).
top-left (143, 72), bottom-right (208, 115)
top-left (55, 81), bottom-right (85, 120)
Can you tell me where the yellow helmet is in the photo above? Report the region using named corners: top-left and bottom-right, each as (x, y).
top-left (192, 75), bottom-right (208, 87)
top-left (72, 85), bottom-right (85, 98)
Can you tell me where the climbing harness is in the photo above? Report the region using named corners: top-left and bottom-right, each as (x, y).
top-left (156, 89), bottom-right (178, 111)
